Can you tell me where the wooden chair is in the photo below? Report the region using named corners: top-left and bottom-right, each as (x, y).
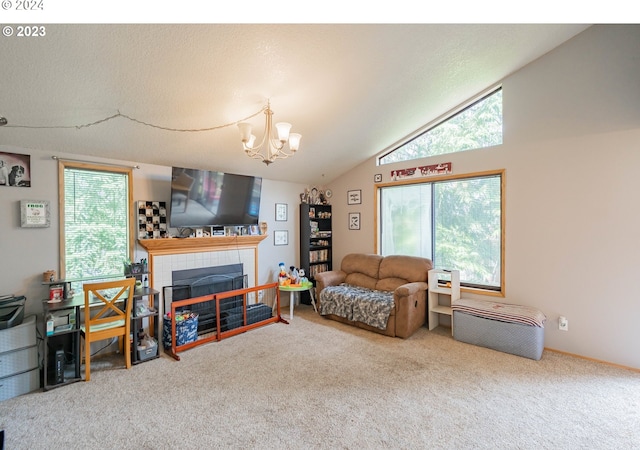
top-left (81, 278), bottom-right (135, 381)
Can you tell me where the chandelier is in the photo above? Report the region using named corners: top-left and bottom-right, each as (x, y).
top-left (238, 101), bottom-right (301, 165)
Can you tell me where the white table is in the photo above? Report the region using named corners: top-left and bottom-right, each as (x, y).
top-left (278, 284), bottom-right (317, 319)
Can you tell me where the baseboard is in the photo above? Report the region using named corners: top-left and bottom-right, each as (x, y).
top-left (544, 347), bottom-right (639, 373)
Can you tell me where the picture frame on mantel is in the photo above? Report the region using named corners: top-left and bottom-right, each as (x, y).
top-left (275, 203), bottom-right (288, 221)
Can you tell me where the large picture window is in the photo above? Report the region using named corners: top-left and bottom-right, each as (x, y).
top-left (378, 170), bottom-right (503, 292)
top-left (59, 161), bottom-right (133, 281)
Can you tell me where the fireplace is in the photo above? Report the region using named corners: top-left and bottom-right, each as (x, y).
top-left (164, 264), bottom-right (247, 335)
top-left (137, 235), bottom-right (268, 337)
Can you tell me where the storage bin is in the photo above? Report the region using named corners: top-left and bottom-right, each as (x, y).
top-left (162, 312), bottom-right (198, 347)
top-left (452, 298), bottom-right (546, 360)
top-left (137, 338), bottom-right (158, 361)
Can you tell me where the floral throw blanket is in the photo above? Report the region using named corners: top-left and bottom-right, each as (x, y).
top-left (319, 283), bottom-right (394, 330)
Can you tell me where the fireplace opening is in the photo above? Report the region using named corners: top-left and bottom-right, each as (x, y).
top-left (164, 264), bottom-right (247, 335)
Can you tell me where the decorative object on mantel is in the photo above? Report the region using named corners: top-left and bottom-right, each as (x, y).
top-left (20, 200), bottom-right (50, 227)
top-left (237, 100), bottom-right (302, 166)
top-left (391, 162), bottom-right (452, 181)
top-left (137, 201), bottom-right (168, 239)
top-left (259, 221), bottom-right (268, 235)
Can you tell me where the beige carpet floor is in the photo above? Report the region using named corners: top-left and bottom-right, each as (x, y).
top-left (1, 305), bottom-right (639, 449)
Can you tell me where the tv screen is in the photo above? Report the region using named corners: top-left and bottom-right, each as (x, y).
top-left (169, 166), bottom-right (262, 228)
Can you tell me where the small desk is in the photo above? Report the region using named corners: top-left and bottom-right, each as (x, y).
top-left (278, 283), bottom-right (317, 319)
top-left (41, 286), bottom-right (160, 390)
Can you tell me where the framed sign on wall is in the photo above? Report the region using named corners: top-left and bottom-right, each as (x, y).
top-left (20, 200), bottom-right (50, 228)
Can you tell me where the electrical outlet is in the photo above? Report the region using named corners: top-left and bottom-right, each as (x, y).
top-left (258, 290), bottom-right (264, 301)
top-left (559, 316), bottom-right (569, 331)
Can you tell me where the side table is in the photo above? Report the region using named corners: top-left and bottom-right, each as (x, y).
top-left (278, 283), bottom-right (317, 319)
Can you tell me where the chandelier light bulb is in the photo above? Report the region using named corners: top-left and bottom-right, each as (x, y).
top-left (288, 133), bottom-right (301, 152)
top-left (275, 122), bottom-right (292, 142)
top-left (238, 102), bottom-right (302, 165)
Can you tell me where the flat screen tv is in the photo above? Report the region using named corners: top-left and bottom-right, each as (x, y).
top-left (169, 166), bottom-right (262, 229)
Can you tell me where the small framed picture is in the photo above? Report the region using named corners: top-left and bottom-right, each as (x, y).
top-left (374, 174), bottom-right (382, 183)
top-left (349, 212), bottom-right (361, 230)
top-left (20, 200), bottom-right (50, 228)
top-left (275, 203), bottom-right (288, 221)
top-left (347, 189), bottom-right (361, 205)
top-left (249, 225), bottom-right (259, 235)
top-left (274, 230), bottom-right (288, 246)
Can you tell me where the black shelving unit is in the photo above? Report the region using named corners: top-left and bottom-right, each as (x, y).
top-left (42, 296), bottom-right (83, 391)
top-left (299, 203), bottom-right (332, 289)
top-left (125, 273), bottom-right (161, 365)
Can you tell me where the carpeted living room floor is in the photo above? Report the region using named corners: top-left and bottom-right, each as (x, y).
top-left (1, 305), bottom-right (639, 449)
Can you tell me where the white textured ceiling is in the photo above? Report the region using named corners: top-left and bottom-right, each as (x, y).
top-left (0, 24), bottom-right (590, 184)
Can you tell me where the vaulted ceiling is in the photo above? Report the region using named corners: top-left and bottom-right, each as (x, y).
top-left (1, 24), bottom-right (590, 184)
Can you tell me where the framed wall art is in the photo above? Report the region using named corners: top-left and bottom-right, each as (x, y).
top-left (274, 230), bottom-right (289, 246)
top-left (347, 189), bottom-right (361, 205)
top-left (20, 200), bottom-right (50, 228)
top-left (349, 212), bottom-right (361, 230)
top-left (275, 203), bottom-right (288, 221)
top-left (137, 200), bottom-right (168, 239)
top-left (1, 151), bottom-right (31, 187)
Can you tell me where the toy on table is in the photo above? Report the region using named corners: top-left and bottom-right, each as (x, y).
top-left (289, 266), bottom-right (300, 284)
top-left (278, 262), bottom-right (291, 286)
top-left (298, 268), bottom-right (308, 284)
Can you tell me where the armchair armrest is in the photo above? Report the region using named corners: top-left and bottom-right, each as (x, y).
top-left (394, 281), bottom-right (428, 298)
top-left (394, 281), bottom-right (428, 338)
top-left (314, 270), bottom-right (346, 294)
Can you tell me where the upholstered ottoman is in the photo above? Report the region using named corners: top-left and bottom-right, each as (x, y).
top-left (452, 298), bottom-right (546, 360)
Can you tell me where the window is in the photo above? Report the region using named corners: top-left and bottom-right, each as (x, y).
top-left (60, 162), bottom-right (133, 282)
top-left (378, 170), bottom-right (503, 292)
top-left (379, 88), bottom-right (502, 165)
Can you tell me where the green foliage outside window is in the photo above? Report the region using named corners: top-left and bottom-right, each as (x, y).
top-left (378, 88), bottom-right (503, 290)
top-left (379, 88), bottom-right (502, 165)
top-left (380, 174), bottom-right (502, 289)
top-left (63, 167), bottom-right (130, 281)
top-left (434, 176), bottom-right (501, 287)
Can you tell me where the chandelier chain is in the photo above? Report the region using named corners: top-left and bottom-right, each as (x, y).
top-left (2, 107), bottom-right (267, 133)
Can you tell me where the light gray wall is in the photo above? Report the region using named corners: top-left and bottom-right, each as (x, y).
top-left (326, 25), bottom-right (640, 368)
top-left (1, 25), bottom-right (639, 368)
top-left (0, 150), bottom-right (304, 318)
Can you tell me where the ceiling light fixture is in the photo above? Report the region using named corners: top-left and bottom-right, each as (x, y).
top-left (238, 101), bottom-right (301, 165)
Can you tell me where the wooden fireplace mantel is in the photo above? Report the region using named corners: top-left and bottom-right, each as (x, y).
top-left (138, 235), bottom-right (268, 255)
